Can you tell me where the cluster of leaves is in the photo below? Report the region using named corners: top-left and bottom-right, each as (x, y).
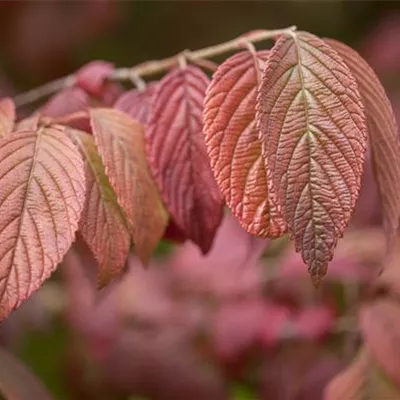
top-left (1, 26), bottom-right (400, 398)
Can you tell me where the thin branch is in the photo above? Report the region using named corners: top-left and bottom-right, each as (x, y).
top-left (13, 25), bottom-right (296, 108)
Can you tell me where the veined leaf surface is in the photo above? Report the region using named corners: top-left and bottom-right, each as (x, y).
top-left (256, 32), bottom-right (368, 284)
top-left (90, 108), bottom-right (168, 265)
top-left (114, 82), bottom-right (158, 125)
top-left (147, 66), bottom-right (223, 253)
top-left (324, 38), bottom-right (400, 251)
top-left (203, 51), bottom-right (286, 238)
top-left (69, 129), bottom-right (130, 287)
top-left (0, 98), bottom-right (15, 137)
top-left (0, 125), bottom-right (85, 321)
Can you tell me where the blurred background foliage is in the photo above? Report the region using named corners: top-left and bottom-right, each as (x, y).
top-left (0, 1), bottom-right (400, 400)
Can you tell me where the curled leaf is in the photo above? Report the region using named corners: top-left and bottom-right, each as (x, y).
top-left (114, 81), bottom-right (158, 125)
top-left (69, 130), bottom-right (130, 287)
top-left (0, 97), bottom-right (15, 137)
top-left (203, 51), bottom-right (286, 238)
top-left (256, 31), bottom-right (368, 284)
top-left (0, 125), bottom-right (85, 321)
top-left (90, 108), bottom-right (168, 265)
top-left (75, 60), bottom-right (115, 98)
top-left (147, 66), bottom-right (223, 253)
top-left (324, 38), bottom-right (400, 251)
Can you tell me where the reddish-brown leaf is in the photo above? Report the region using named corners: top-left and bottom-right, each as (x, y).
top-left (114, 82), bottom-right (158, 125)
top-left (0, 125), bottom-right (85, 321)
top-left (40, 87), bottom-right (90, 118)
top-left (324, 38), bottom-right (400, 251)
top-left (203, 51), bottom-right (286, 238)
top-left (90, 108), bottom-right (168, 265)
top-left (69, 129), bottom-right (130, 287)
top-left (324, 348), bottom-right (400, 399)
top-left (360, 298), bottom-right (400, 386)
top-left (0, 346), bottom-right (54, 399)
top-left (256, 32), bottom-right (368, 284)
top-left (0, 98), bottom-right (15, 137)
top-left (147, 66), bottom-right (223, 253)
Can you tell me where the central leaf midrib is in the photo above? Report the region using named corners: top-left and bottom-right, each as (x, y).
top-left (292, 34), bottom-right (317, 251)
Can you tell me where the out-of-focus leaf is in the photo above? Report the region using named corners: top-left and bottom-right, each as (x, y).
top-left (0, 97), bottom-right (15, 137)
top-left (0, 346), bottom-right (54, 399)
top-left (324, 348), bottom-right (400, 400)
top-left (69, 129), bottom-right (131, 287)
top-left (114, 82), bottom-right (158, 125)
top-left (147, 66), bottom-right (223, 254)
top-left (90, 108), bottom-right (168, 265)
top-left (203, 51), bottom-right (286, 238)
top-left (256, 31), bottom-right (368, 284)
top-left (0, 125), bottom-right (85, 321)
top-left (14, 114), bottom-right (40, 132)
top-left (359, 298), bottom-right (400, 386)
top-left (40, 87), bottom-right (90, 118)
top-left (75, 60), bottom-right (115, 98)
top-left (324, 38), bottom-right (400, 252)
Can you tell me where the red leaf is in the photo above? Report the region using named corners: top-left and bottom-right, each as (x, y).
top-left (0, 97), bottom-right (15, 137)
top-left (90, 108), bottom-right (168, 265)
top-left (0, 346), bottom-right (54, 399)
top-left (40, 87), bottom-right (90, 118)
top-left (0, 125), bottom-right (85, 321)
top-left (114, 82), bottom-right (158, 125)
top-left (256, 32), bottom-right (368, 284)
top-left (359, 298), bottom-right (400, 386)
top-left (203, 51), bottom-right (286, 238)
top-left (69, 130), bottom-right (131, 287)
top-left (324, 38), bottom-right (400, 251)
top-left (147, 66), bottom-right (223, 254)
top-left (75, 60), bottom-right (114, 98)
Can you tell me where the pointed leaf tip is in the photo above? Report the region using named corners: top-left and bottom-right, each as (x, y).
top-left (90, 108), bottom-right (168, 265)
top-left (147, 66), bottom-right (224, 254)
top-left (256, 31), bottom-right (368, 282)
top-left (203, 50), bottom-right (286, 238)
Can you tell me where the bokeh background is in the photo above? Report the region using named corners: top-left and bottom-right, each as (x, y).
top-left (0, 1), bottom-right (400, 399)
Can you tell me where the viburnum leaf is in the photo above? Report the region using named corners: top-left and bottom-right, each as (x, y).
top-left (0, 97), bottom-right (15, 137)
top-left (0, 346), bottom-right (54, 399)
top-left (114, 81), bottom-right (158, 125)
top-left (147, 66), bottom-right (223, 253)
top-left (324, 38), bottom-right (400, 251)
top-left (324, 348), bottom-right (400, 399)
top-left (40, 87), bottom-right (90, 118)
top-left (0, 125), bottom-right (85, 321)
top-left (203, 51), bottom-right (286, 238)
top-left (75, 60), bottom-right (115, 98)
top-left (68, 129), bottom-right (131, 287)
top-left (90, 108), bottom-right (168, 265)
top-left (15, 114), bottom-right (40, 132)
top-left (256, 31), bottom-right (368, 284)
top-left (359, 298), bottom-right (400, 386)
